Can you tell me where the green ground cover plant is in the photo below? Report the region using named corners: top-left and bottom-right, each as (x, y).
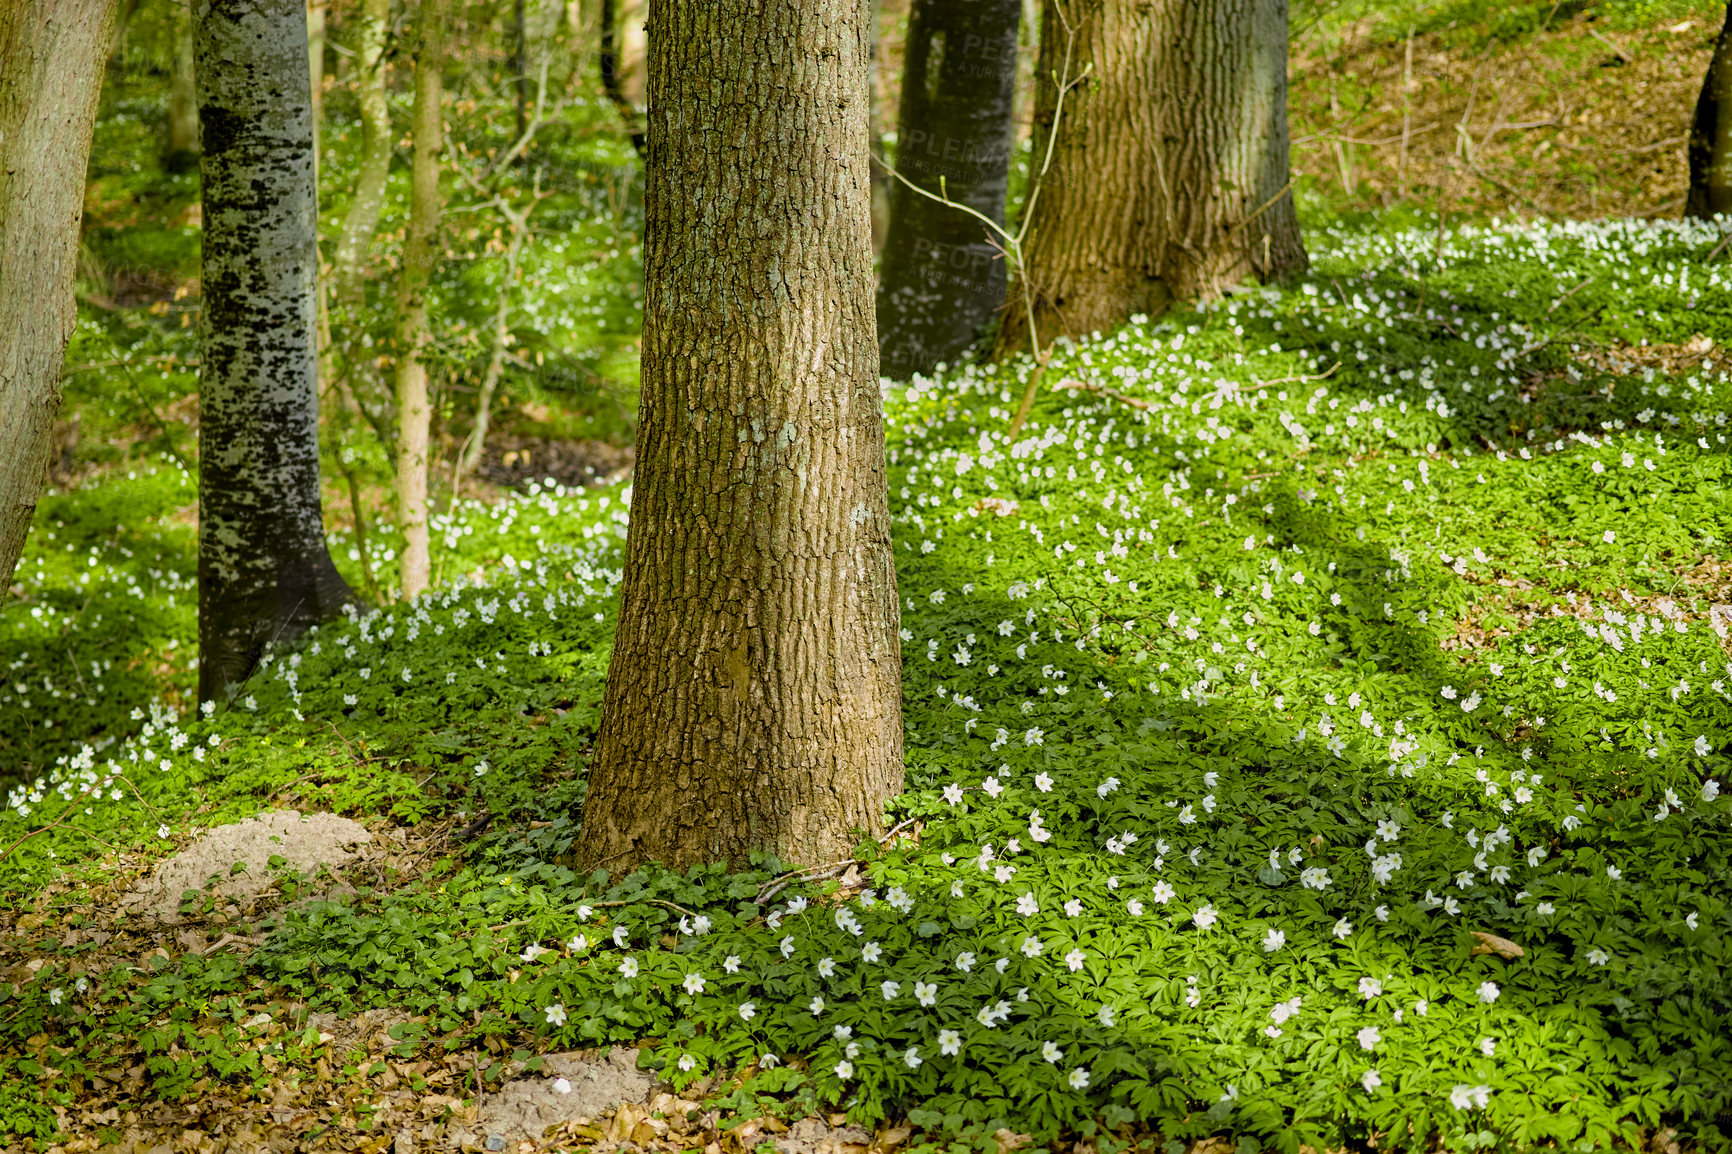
top-left (5, 213), bottom-right (1732, 1151)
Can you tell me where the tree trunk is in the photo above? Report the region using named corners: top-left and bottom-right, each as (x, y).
top-left (196, 0), bottom-right (355, 704)
top-left (330, 0), bottom-right (391, 314)
top-left (876, 0), bottom-right (1021, 379)
top-left (999, 0), bottom-right (1306, 353)
top-left (0, 0), bottom-right (119, 595)
top-left (394, 0), bottom-right (447, 602)
top-left (167, 1), bottom-right (199, 165)
top-left (456, 195), bottom-right (540, 488)
top-left (598, 0), bottom-right (644, 156)
top-left (307, 0), bottom-right (326, 179)
top-left (513, 0), bottom-right (527, 151)
top-left (576, 0), bottom-right (902, 873)
top-left (1687, 3), bottom-right (1732, 220)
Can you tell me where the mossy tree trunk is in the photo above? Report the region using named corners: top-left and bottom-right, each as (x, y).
top-left (999, 0), bottom-right (1306, 353)
top-left (196, 0), bottom-right (355, 703)
top-left (876, 0), bottom-right (1022, 379)
top-left (1687, 3), bottom-right (1732, 219)
top-left (394, 0), bottom-right (447, 602)
top-left (0, 0), bottom-right (119, 594)
top-left (576, 0), bottom-right (903, 873)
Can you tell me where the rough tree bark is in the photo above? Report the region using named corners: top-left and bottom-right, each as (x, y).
top-left (394, 0), bottom-right (447, 601)
top-left (1687, 3), bottom-right (1732, 219)
top-left (196, 0), bottom-right (354, 703)
top-left (998, 0), bottom-right (1306, 352)
top-left (576, 0), bottom-right (903, 873)
top-left (329, 0), bottom-right (392, 313)
top-left (876, 0), bottom-right (1022, 379)
top-left (0, 0), bottom-right (119, 594)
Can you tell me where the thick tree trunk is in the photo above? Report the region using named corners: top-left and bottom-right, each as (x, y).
top-left (576, 0), bottom-right (903, 873)
top-left (330, 0), bottom-right (391, 313)
top-left (876, 0), bottom-right (1021, 379)
top-left (196, 0), bottom-right (355, 703)
top-left (999, 0), bottom-right (1306, 353)
top-left (1687, 3), bottom-right (1732, 219)
top-left (0, 0), bottom-right (118, 595)
top-left (394, 0), bottom-right (446, 602)
top-left (168, 1), bottom-right (198, 164)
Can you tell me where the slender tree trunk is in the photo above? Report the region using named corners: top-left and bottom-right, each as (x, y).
top-left (876, 0), bottom-right (1021, 379)
top-left (330, 0), bottom-right (391, 313)
top-left (456, 197), bottom-right (538, 488)
top-left (999, 0), bottom-right (1306, 353)
top-left (167, 1), bottom-right (199, 165)
top-left (598, 0), bottom-right (644, 156)
top-left (395, 0), bottom-right (447, 601)
top-left (196, 0), bottom-right (355, 703)
top-left (329, 0), bottom-right (395, 454)
top-left (307, 0), bottom-right (326, 179)
top-left (576, 0), bottom-right (902, 873)
top-left (0, 0), bottom-right (119, 595)
top-left (1687, 3), bottom-right (1732, 220)
top-left (513, 0), bottom-right (527, 150)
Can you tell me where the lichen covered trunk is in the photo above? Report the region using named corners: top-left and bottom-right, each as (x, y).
top-left (1687, 3), bottom-right (1732, 220)
top-left (576, 0), bottom-right (903, 873)
top-left (196, 0), bottom-right (354, 703)
top-left (1001, 0), bottom-right (1307, 352)
top-left (394, 0), bottom-right (447, 602)
top-left (876, 0), bottom-right (1022, 379)
top-left (0, 0), bottom-right (119, 593)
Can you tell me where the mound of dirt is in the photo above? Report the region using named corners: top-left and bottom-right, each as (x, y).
top-left (449, 1046), bottom-right (656, 1148)
top-left (477, 434), bottom-right (634, 492)
top-left (124, 809), bottom-right (372, 922)
top-left (448, 1048), bottom-right (875, 1154)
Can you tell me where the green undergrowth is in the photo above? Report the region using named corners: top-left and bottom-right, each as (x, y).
top-left (7, 214), bottom-right (1732, 1151)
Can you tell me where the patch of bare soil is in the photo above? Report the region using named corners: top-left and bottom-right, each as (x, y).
top-left (1289, 13), bottom-right (1713, 220)
top-left (449, 1049), bottom-right (880, 1154)
top-left (475, 435), bottom-right (634, 492)
top-left (121, 809), bottom-right (372, 924)
top-left (1439, 568), bottom-right (1732, 660)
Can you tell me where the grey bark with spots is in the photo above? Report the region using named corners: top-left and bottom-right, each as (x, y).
top-left (576, 0), bottom-right (903, 873)
top-left (196, 0), bottom-right (354, 703)
top-left (1000, 0), bottom-right (1306, 352)
top-left (876, 0), bottom-right (1022, 379)
top-left (0, 0), bottom-right (119, 595)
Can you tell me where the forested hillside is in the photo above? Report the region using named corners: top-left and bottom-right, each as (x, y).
top-left (2, 0), bottom-right (1731, 1151)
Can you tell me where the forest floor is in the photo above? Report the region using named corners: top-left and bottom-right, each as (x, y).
top-left (6, 2), bottom-right (1732, 1153)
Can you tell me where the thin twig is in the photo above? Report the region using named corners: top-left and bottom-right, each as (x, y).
top-left (1247, 362), bottom-right (1341, 391)
top-left (752, 816), bottom-right (923, 905)
top-left (1586, 25), bottom-right (1632, 63)
top-left (0, 775), bottom-right (114, 867)
top-left (1546, 276), bottom-right (1594, 314)
top-left (1399, 25), bottom-right (1413, 199)
top-left (1054, 377), bottom-right (1150, 411)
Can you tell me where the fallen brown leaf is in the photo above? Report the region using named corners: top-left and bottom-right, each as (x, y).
top-left (1469, 930), bottom-right (1525, 959)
